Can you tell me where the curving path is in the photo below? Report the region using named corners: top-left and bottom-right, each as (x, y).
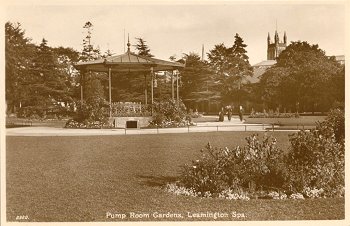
top-left (6, 120), bottom-right (275, 137)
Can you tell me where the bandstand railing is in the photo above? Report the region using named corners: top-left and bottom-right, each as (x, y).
top-left (110, 102), bottom-right (152, 117)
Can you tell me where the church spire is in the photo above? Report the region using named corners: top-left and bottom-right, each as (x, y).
top-left (283, 31), bottom-right (287, 44)
top-left (274, 30), bottom-right (279, 44)
top-left (267, 32), bottom-right (271, 44)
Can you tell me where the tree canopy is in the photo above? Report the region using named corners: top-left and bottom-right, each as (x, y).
top-left (207, 33), bottom-right (253, 105)
top-left (5, 22), bottom-right (80, 117)
top-left (259, 41), bottom-right (344, 112)
top-left (134, 38), bottom-right (154, 57)
top-left (5, 21), bottom-right (344, 118)
top-left (180, 53), bottom-right (221, 110)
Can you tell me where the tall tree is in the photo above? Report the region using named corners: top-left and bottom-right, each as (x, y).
top-left (53, 46), bottom-right (80, 109)
top-left (223, 34), bottom-right (253, 104)
top-left (134, 38), bottom-right (154, 57)
top-left (5, 22), bottom-right (35, 114)
top-left (331, 66), bottom-right (345, 106)
top-left (181, 53), bottom-right (220, 111)
top-left (207, 43), bottom-right (228, 77)
top-left (207, 33), bottom-right (252, 105)
top-left (21, 38), bottom-right (74, 117)
top-left (80, 21), bottom-right (101, 61)
top-left (79, 21), bottom-right (105, 102)
top-left (113, 37), bottom-right (155, 103)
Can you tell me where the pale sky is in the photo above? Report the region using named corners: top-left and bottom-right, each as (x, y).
top-left (3, 2), bottom-right (346, 65)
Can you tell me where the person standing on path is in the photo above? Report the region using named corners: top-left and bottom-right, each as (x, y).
top-left (219, 107), bottom-right (225, 122)
top-left (239, 105), bottom-right (244, 122)
top-left (227, 106), bottom-right (232, 121)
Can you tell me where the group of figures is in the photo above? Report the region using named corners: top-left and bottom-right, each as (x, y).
top-left (219, 105), bottom-right (244, 122)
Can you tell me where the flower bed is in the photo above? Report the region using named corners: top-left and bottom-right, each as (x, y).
top-left (165, 183), bottom-right (328, 201)
top-left (64, 119), bottom-right (112, 129)
top-left (249, 112), bottom-right (299, 118)
top-left (147, 119), bottom-right (194, 128)
top-left (166, 109), bottom-right (344, 201)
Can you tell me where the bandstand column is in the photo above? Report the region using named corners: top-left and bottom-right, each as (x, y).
top-left (108, 67), bottom-right (112, 117)
top-left (80, 70), bottom-right (84, 102)
top-left (144, 74), bottom-right (148, 105)
top-left (176, 70), bottom-right (179, 107)
top-left (151, 67), bottom-right (154, 115)
top-left (171, 70), bottom-right (174, 101)
top-left (151, 67), bottom-right (154, 104)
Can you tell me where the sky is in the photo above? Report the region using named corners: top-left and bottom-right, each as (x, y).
top-left (3, 2), bottom-right (346, 65)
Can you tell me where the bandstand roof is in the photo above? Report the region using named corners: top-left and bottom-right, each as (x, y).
top-left (74, 48), bottom-right (185, 73)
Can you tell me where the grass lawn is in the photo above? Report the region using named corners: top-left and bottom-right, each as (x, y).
top-left (6, 131), bottom-right (344, 222)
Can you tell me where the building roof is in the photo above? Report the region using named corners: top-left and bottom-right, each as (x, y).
top-left (252, 60), bottom-right (277, 67)
top-left (74, 50), bottom-right (184, 73)
top-left (243, 60), bottom-right (277, 84)
top-left (334, 55), bottom-right (345, 62)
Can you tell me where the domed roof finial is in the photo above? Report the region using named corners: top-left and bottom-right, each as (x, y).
top-left (127, 33), bottom-right (130, 52)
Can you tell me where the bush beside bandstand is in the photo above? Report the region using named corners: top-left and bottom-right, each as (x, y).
top-left (65, 99), bottom-right (193, 129)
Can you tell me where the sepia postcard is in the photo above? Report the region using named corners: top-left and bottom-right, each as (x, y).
top-left (1, 0), bottom-right (349, 226)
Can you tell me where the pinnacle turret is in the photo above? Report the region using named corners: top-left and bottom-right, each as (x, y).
top-left (274, 30), bottom-right (279, 44)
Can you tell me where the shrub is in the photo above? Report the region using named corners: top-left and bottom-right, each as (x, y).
top-left (65, 96), bottom-right (111, 129)
top-left (285, 110), bottom-right (345, 197)
top-left (17, 106), bottom-right (46, 119)
top-left (179, 134), bottom-right (285, 197)
top-left (149, 99), bottom-right (190, 128)
top-left (171, 109), bottom-right (345, 200)
top-left (74, 97), bottom-right (109, 122)
top-left (17, 103), bottom-right (74, 119)
top-left (320, 108), bottom-right (344, 143)
top-left (151, 113), bottom-right (166, 126)
top-left (331, 101), bottom-right (344, 111)
top-left (153, 99), bottom-right (186, 120)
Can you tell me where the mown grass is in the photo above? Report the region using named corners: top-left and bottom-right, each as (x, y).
top-left (6, 131), bottom-right (344, 222)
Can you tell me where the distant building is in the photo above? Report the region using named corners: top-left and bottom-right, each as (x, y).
top-left (249, 30), bottom-right (345, 84)
top-left (246, 30), bottom-right (286, 84)
top-left (247, 60), bottom-right (276, 84)
top-left (333, 55), bottom-right (345, 65)
top-left (267, 31), bottom-right (287, 60)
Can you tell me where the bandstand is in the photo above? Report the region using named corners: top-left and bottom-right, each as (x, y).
top-left (74, 38), bottom-right (185, 128)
